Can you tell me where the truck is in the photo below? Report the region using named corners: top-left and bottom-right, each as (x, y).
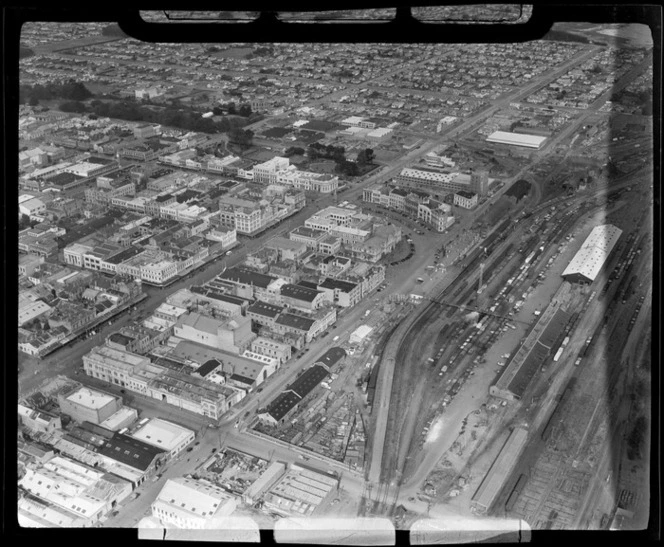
top-left (553, 347), bottom-right (564, 362)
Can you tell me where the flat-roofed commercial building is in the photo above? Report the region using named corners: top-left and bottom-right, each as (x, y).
top-left (57, 385), bottom-right (122, 425)
top-left (562, 224), bottom-right (622, 284)
top-left (147, 368), bottom-right (241, 420)
top-left (289, 226), bottom-right (328, 250)
top-left (129, 418), bottom-right (195, 459)
top-left (83, 345), bottom-right (153, 387)
top-left (318, 278), bottom-right (362, 308)
top-left (454, 190), bottom-right (479, 209)
top-left (251, 336), bottom-right (291, 365)
top-left (486, 130), bottom-right (547, 149)
top-left (151, 477), bottom-right (238, 528)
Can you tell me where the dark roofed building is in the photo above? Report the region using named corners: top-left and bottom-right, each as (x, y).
top-left (262, 391), bottom-right (302, 424)
top-left (219, 267), bottom-right (276, 290)
top-left (297, 280), bottom-right (319, 290)
top-left (315, 347), bottom-right (346, 371)
top-left (155, 193), bottom-right (174, 203)
top-left (259, 364), bottom-right (330, 425)
top-left (108, 332), bottom-right (134, 347)
top-left (106, 246), bottom-right (144, 265)
top-left (64, 421), bottom-right (115, 450)
top-left (507, 342), bottom-right (549, 399)
top-left (195, 358), bottom-right (221, 378)
top-left (280, 284), bottom-right (321, 303)
top-left (48, 172), bottom-right (84, 186)
top-left (275, 313), bottom-right (315, 332)
top-left (247, 300), bottom-right (283, 321)
top-left (539, 309), bottom-right (571, 349)
top-left (318, 278), bottom-right (358, 293)
top-left (99, 431), bottom-right (166, 472)
top-left (289, 364), bottom-right (328, 398)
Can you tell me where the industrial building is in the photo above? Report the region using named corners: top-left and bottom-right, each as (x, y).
top-left (129, 418), bottom-right (195, 459)
top-left (395, 167), bottom-right (490, 197)
top-left (151, 477), bottom-right (238, 528)
top-left (98, 429), bottom-right (168, 486)
top-left (561, 224), bottom-right (623, 284)
top-left (261, 463), bottom-right (337, 517)
top-left (258, 347), bottom-right (346, 425)
top-left (471, 427), bottom-right (529, 513)
top-left (57, 385), bottom-right (121, 425)
top-left (18, 455), bottom-right (133, 528)
top-left (242, 461), bottom-right (287, 505)
top-left (350, 325), bottom-right (373, 345)
top-left (486, 131), bottom-right (548, 149)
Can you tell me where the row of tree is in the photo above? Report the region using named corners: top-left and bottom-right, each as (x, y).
top-left (305, 143), bottom-right (376, 177)
top-left (212, 102), bottom-right (252, 117)
top-left (58, 97), bottom-right (253, 135)
top-left (307, 142), bottom-right (346, 162)
top-left (20, 79), bottom-right (93, 103)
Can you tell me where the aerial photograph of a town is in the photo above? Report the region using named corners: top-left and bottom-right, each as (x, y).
top-left (13, 5), bottom-right (656, 542)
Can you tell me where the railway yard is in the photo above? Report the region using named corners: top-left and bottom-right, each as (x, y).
top-left (359, 167), bottom-right (653, 530)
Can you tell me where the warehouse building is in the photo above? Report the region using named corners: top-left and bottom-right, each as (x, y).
top-left (151, 477), bottom-right (238, 529)
top-left (471, 427), bottom-right (529, 513)
top-left (57, 385), bottom-right (122, 425)
top-left (490, 307), bottom-right (571, 401)
top-left (486, 131), bottom-right (548, 149)
top-left (129, 418), bottom-right (195, 459)
top-left (257, 348), bottom-right (345, 425)
top-left (243, 461), bottom-right (287, 505)
top-left (561, 224), bottom-right (623, 284)
top-left (262, 463), bottom-right (337, 517)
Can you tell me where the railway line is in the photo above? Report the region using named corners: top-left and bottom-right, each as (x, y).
top-left (373, 173), bottom-right (645, 489)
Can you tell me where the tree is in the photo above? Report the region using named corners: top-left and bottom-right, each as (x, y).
top-left (284, 146), bottom-right (305, 157)
top-left (228, 127), bottom-right (253, 149)
top-left (238, 104), bottom-right (252, 117)
top-left (28, 96), bottom-right (39, 107)
top-left (335, 159), bottom-right (359, 177)
top-left (19, 214), bottom-right (31, 231)
top-left (356, 148), bottom-right (375, 165)
top-left (59, 100), bottom-right (87, 113)
top-left (227, 102), bottom-right (237, 115)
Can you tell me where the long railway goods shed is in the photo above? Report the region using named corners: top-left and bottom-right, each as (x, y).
top-left (471, 427), bottom-right (529, 513)
top-left (490, 306), bottom-right (572, 402)
top-left (561, 224), bottom-right (622, 284)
